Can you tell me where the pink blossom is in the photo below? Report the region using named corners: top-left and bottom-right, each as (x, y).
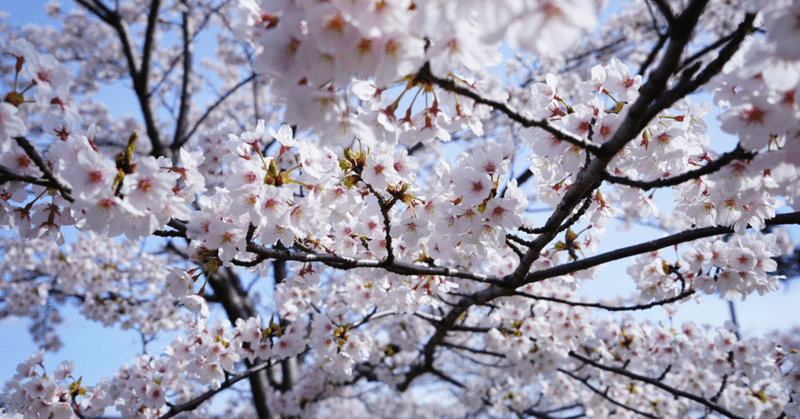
top-left (0, 103), bottom-right (28, 152)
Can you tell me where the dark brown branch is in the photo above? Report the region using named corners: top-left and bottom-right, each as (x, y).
top-left (372, 187), bottom-right (396, 266)
top-left (505, 238), bottom-right (525, 259)
top-left (153, 229), bottom-right (185, 238)
top-left (507, 233), bottom-right (535, 248)
top-left (172, 0), bottom-right (194, 152)
top-left (158, 360), bottom-right (272, 419)
top-left (82, 0), bottom-right (166, 157)
top-left (523, 211), bottom-right (800, 284)
top-left (13, 137), bottom-right (74, 202)
top-left (430, 367), bottom-right (466, 388)
top-left (603, 145), bottom-right (755, 190)
top-left (140, 0), bottom-right (161, 81)
top-left (0, 166), bottom-right (70, 199)
top-left (568, 351), bottom-right (746, 419)
top-left (135, 0), bottom-right (164, 155)
top-left (524, 406), bottom-right (585, 419)
top-left (556, 188), bottom-right (596, 235)
top-left (238, 242), bottom-right (504, 286)
top-left (678, 29), bottom-right (740, 73)
top-left (415, 64), bottom-right (603, 155)
top-left (448, 324), bottom-right (493, 333)
top-left (179, 73), bottom-right (257, 148)
top-left (155, 219), bottom-right (188, 237)
top-left (538, 36), bottom-right (628, 86)
top-left (640, 12), bottom-right (756, 126)
top-left (150, 2), bottom-right (225, 97)
top-left (650, 0), bottom-right (675, 25)
top-left (637, 32), bottom-right (669, 77)
top-left (74, 0), bottom-right (110, 19)
top-left (710, 374), bottom-right (729, 403)
top-left (637, 0), bottom-right (671, 76)
top-left (685, 14), bottom-right (757, 91)
top-left (205, 266), bottom-right (273, 418)
top-left (508, 0), bottom-right (710, 285)
top-left (558, 368), bottom-right (660, 419)
top-left (441, 341), bottom-right (506, 358)
top-left (513, 289), bottom-right (696, 312)
top-left (500, 168), bottom-right (533, 199)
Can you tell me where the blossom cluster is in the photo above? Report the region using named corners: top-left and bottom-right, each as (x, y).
top-left (236, 0), bottom-right (597, 147)
top-left (0, 232), bottom-right (191, 351)
top-left (625, 231), bottom-right (788, 303)
top-left (0, 39), bottom-right (206, 244)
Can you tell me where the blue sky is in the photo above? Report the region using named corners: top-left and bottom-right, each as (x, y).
top-left (3, 1), bottom-right (62, 27)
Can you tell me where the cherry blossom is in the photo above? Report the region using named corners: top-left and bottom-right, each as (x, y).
top-left (3, 0), bottom-right (800, 418)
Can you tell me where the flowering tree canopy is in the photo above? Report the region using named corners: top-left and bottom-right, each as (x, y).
top-left (3, 0), bottom-right (800, 417)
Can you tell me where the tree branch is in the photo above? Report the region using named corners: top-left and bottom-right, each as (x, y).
top-left (404, 32), bottom-right (727, 382)
top-left (238, 242), bottom-right (504, 286)
top-left (558, 368), bottom-right (661, 419)
top-left (158, 360), bottom-right (272, 419)
top-left (640, 12), bottom-right (756, 125)
top-left (441, 341), bottom-right (506, 358)
top-left (172, 0), bottom-right (194, 152)
top-left (83, 0), bottom-right (166, 157)
top-left (603, 145), bottom-right (755, 190)
top-left (74, 0), bottom-right (111, 20)
top-left (523, 211), bottom-right (800, 284)
top-left (0, 166), bottom-right (70, 200)
top-left (650, 0), bottom-right (675, 26)
top-left (513, 289), bottom-right (696, 312)
top-left (13, 137), bottom-right (73, 202)
top-left (415, 64), bottom-right (603, 155)
top-left (179, 73), bottom-right (257, 149)
top-left (568, 351), bottom-right (746, 419)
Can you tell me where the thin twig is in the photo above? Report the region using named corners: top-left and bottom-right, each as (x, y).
top-left (180, 73), bottom-right (257, 147)
top-left (415, 64), bottom-right (603, 155)
top-left (512, 289), bottom-right (696, 312)
top-left (603, 145), bottom-right (755, 190)
top-left (158, 361), bottom-right (272, 419)
top-left (558, 368), bottom-right (660, 419)
top-left (568, 351), bottom-right (746, 419)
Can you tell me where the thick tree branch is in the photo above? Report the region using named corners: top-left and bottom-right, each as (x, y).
top-left (205, 267), bottom-right (273, 419)
top-left (172, 0), bottom-right (194, 152)
top-left (78, 0), bottom-right (166, 157)
top-left (641, 12), bottom-right (756, 125)
top-left (399, 5), bottom-right (774, 392)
